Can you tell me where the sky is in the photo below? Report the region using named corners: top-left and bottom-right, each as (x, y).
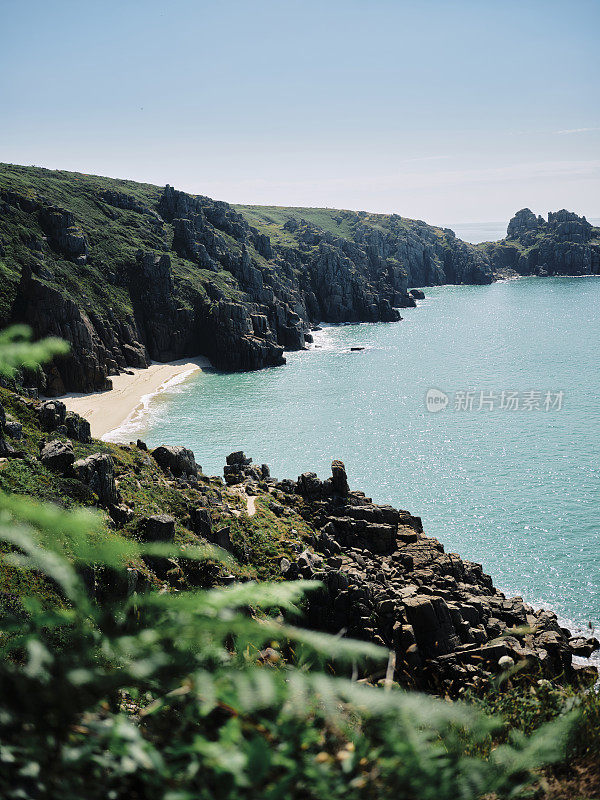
top-left (1, 0), bottom-right (599, 226)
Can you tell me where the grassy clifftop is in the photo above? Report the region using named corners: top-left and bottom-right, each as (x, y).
top-left (235, 203), bottom-right (441, 246)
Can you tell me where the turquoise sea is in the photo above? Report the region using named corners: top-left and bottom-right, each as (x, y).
top-left (113, 277), bottom-right (600, 637)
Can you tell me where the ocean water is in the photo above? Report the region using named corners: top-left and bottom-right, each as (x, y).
top-left (448, 217), bottom-right (600, 244)
top-left (117, 277), bottom-right (600, 636)
top-left (444, 221), bottom-right (508, 243)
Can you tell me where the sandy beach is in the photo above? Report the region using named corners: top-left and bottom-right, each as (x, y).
top-left (60, 357), bottom-right (210, 440)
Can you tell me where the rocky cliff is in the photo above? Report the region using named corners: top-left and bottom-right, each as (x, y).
top-left (482, 208), bottom-right (600, 277)
top-left (0, 164), bottom-right (493, 394)
top-left (1, 165), bottom-right (597, 395)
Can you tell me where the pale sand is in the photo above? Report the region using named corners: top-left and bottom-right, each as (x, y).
top-left (60, 357), bottom-right (210, 440)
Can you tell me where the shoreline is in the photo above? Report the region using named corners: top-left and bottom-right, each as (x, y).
top-left (59, 357), bottom-right (210, 440)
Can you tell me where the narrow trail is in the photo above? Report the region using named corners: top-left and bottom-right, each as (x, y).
top-left (229, 487), bottom-right (257, 517)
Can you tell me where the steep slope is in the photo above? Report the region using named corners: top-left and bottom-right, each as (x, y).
top-left (0, 164), bottom-right (491, 395)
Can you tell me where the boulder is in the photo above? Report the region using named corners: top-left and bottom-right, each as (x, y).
top-left (139, 514), bottom-right (176, 543)
top-left (40, 440), bottom-right (74, 473)
top-left (109, 503), bottom-right (134, 527)
top-left (65, 411), bottom-right (92, 443)
top-left (4, 420), bottom-right (22, 439)
top-left (39, 400), bottom-right (67, 432)
top-left (73, 453), bottom-right (119, 506)
top-left (569, 636), bottom-right (600, 658)
top-left (226, 451), bottom-right (251, 466)
top-left (152, 445), bottom-right (199, 477)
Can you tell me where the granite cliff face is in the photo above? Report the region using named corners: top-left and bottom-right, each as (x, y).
top-left (483, 208), bottom-right (600, 277)
top-left (0, 165), bottom-right (493, 394)
top-left (1, 165), bottom-right (597, 395)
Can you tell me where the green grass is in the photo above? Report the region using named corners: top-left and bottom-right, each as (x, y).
top-left (0, 163), bottom-right (244, 331)
top-left (234, 203), bottom-right (446, 248)
top-left (0, 385), bottom-right (312, 596)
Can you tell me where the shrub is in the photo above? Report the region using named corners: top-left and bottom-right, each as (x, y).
top-left (0, 327), bottom-right (581, 799)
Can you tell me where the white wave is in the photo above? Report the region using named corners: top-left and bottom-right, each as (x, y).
top-left (102, 367), bottom-right (198, 443)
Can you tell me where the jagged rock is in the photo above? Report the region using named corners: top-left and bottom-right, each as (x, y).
top-left (38, 204), bottom-right (89, 263)
top-left (73, 453), bottom-right (119, 506)
top-left (297, 471), bottom-right (325, 497)
top-left (331, 460), bottom-right (349, 494)
top-left (138, 514), bottom-right (176, 543)
top-left (0, 436), bottom-right (16, 457)
top-left (409, 288), bottom-right (425, 300)
top-left (507, 208), bottom-right (544, 240)
top-left (211, 526), bottom-right (232, 550)
top-left (489, 208), bottom-right (599, 277)
top-left (223, 451), bottom-right (264, 485)
top-left (152, 445), bottom-right (199, 477)
top-left (40, 439), bottom-right (74, 473)
top-left (189, 507), bottom-right (212, 538)
top-left (129, 251), bottom-right (195, 361)
top-left (4, 420), bottom-right (22, 439)
top-left (109, 503), bottom-right (134, 527)
top-left (39, 400), bottom-right (66, 431)
top-left (226, 451), bottom-right (251, 466)
top-left (569, 636), bottom-right (600, 658)
top-left (269, 459), bottom-right (593, 693)
top-left (98, 189), bottom-right (160, 219)
top-left (12, 272), bottom-right (117, 394)
top-left (65, 411), bottom-right (92, 443)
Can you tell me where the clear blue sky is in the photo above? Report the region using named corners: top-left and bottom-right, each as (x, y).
top-left (1, 0), bottom-right (598, 224)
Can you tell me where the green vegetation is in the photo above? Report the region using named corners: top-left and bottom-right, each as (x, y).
top-left (0, 162), bottom-right (243, 332)
top-left (0, 331), bottom-right (599, 799)
top-left (234, 203), bottom-right (445, 248)
top-left (0, 162), bottom-right (442, 330)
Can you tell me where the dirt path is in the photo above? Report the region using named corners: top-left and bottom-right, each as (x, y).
top-left (229, 487), bottom-right (257, 517)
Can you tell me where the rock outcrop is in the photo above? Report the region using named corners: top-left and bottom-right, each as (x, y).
top-left (260, 460), bottom-right (597, 694)
top-left (223, 451), bottom-right (269, 485)
top-left (73, 453), bottom-right (119, 507)
top-left (485, 208), bottom-right (600, 277)
top-left (39, 439), bottom-right (75, 473)
top-left (151, 445), bottom-right (200, 478)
